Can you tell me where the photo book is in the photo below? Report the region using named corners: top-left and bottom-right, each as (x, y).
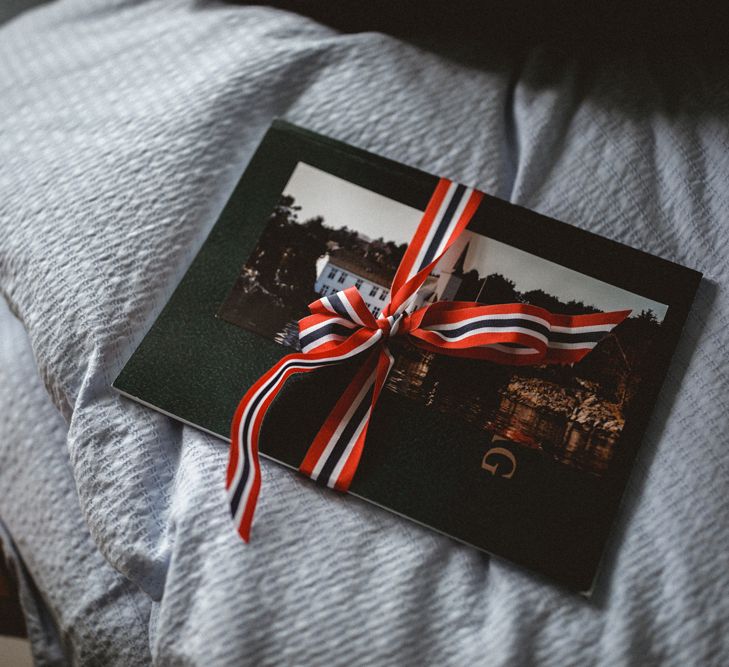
top-left (114, 120), bottom-right (701, 593)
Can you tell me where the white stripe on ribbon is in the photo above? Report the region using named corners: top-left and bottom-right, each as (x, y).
top-left (550, 323), bottom-right (618, 334)
top-left (425, 326), bottom-right (549, 345)
top-left (547, 341), bottom-right (600, 350)
top-left (425, 312), bottom-right (551, 331)
top-left (409, 181), bottom-right (459, 279)
top-left (309, 369), bottom-right (378, 482)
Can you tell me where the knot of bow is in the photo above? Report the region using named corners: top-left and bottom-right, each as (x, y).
top-left (227, 179), bottom-right (630, 541)
top-left (299, 286), bottom-right (409, 353)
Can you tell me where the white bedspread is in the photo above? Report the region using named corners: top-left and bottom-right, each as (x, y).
top-left (1, 1), bottom-right (728, 665)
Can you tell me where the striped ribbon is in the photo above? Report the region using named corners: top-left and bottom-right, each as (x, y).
top-left (226, 179), bottom-right (631, 541)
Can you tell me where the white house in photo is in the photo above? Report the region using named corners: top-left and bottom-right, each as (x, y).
top-left (314, 244), bottom-right (463, 317)
top-left (314, 249), bottom-right (393, 318)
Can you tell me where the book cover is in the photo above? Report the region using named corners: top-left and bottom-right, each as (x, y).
top-left (114, 120), bottom-right (701, 593)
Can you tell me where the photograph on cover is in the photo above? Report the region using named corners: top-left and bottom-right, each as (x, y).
top-left (219, 162), bottom-right (423, 343)
top-left (219, 162), bottom-right (669, 479)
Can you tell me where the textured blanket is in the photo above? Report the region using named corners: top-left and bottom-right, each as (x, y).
top-left (1, 1), bottom-right (728, 665)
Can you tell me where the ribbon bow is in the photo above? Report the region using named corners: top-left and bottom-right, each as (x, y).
top-left (227, 179), bottom-right (630, 540)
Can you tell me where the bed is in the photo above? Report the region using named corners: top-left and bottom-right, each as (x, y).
top-left (1, 1), bottom-right (728, 664)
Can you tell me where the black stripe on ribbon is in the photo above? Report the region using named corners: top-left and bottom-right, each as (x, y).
top-left (315, 381), bottom-right (375, 487)
top-left (325, 292), bottom-right (352, 319)
top-left (300, 323), bottom-right (356, 350)
top-left (418, 183), bottom-right (466, 270)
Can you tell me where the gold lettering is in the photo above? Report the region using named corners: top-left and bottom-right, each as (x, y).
top-left (481, 447), bottom-right (517, 479)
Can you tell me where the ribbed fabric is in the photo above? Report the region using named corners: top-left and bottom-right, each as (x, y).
top-left (0, 1), bottom-right (727, 665)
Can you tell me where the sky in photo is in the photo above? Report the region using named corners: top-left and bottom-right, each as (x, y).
top-left (284, 162), bottom-right (421, 245)
top-left (284, 162), bottom-right (668, 321)
top-left (452, 233), bottom-right (668, 321)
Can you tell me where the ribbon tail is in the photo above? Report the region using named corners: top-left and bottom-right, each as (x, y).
top-left (226, 353), bottom-right (308, 542)
top-left (299, 345), bottom-right (394, 491)
top-left (407, 302), bottom-right (632, 366)
top-left (543, 309), bottom-right (632, 364)
top-left (226, 328), bottom-right (381, 542)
